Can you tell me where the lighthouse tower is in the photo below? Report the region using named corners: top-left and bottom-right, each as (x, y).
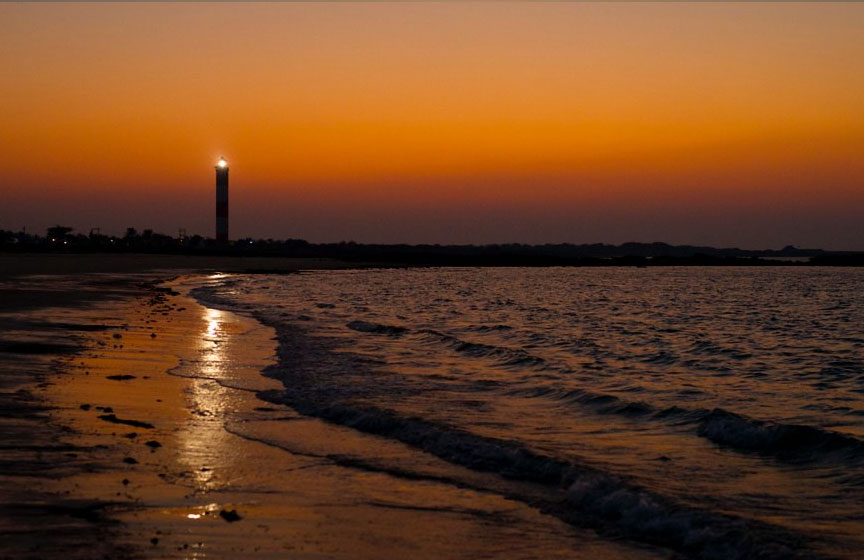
top-left (215, 157), bottom-right (229, 244)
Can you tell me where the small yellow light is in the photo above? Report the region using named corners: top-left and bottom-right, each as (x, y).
top-left (217, 158), bottom-right (228, 168)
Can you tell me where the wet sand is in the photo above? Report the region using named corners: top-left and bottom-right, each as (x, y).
top-left (1, 268), bottom-right (667, 559)
top-left (0, 273), bottom-right (153, 559)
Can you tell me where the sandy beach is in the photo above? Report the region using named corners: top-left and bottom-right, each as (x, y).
top-left (1, 259), bottom-right (664, 559)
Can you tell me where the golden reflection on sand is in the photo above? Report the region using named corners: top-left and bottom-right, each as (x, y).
top-left (175, 305), bottom-right (237, 492)
top-left (206, 308), bottom-right (221, 340)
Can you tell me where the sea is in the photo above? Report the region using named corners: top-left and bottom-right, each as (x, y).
top-left (190, 267), bottom-right (864, 559)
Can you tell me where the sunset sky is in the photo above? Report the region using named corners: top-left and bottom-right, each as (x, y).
top-left (2, 2), bottom-right (863, 248)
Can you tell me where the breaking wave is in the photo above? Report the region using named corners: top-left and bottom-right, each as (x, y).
top-left (347, 320), bottom-right (410, 337)
top-left (254, 386), bottom-right (814, 560)
top-left (696, 408), bottom-right (864, 462)
top-left (507, 385), bottom-right (864, 464)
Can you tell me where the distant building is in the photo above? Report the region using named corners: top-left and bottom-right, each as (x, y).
top-left (215, 157), bottom-right (229, 244)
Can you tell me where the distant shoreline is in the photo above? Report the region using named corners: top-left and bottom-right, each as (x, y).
top-left (1, 250), bottom-right (863, 275)
top-left (0, 254), bottom-right (360, 278)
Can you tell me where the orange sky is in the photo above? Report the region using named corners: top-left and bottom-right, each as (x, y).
top-left (1, 2), bottom-right (863, 248)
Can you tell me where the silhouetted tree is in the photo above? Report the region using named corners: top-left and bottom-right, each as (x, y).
top-left (46, 225), bottom-right (73, 242)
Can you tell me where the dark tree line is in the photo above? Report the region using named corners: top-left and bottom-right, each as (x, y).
top-left (2, 226), bottom-right (861, 266)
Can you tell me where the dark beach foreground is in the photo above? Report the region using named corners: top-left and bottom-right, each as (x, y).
top-left (0, 254), bottom-right (329, 558)
top-left (1, 255), bottom-right (663, 559)
top-left (0, 273), bottom-right (144, 558)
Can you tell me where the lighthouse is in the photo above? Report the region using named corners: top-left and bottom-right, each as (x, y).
top-left (215, 157), bottom-right (229, 244)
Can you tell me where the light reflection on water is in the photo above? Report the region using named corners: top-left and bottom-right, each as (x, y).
top-left (175, 306), bottom-right (239, 492)
top-left (206, 308), bottom-right (222, 340)
top-left (171, 295), bottom-right (284, 501)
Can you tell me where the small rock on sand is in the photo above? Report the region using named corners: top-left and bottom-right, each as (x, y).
top-left (98, 414), bottom-right (154, 429)
top-left (145, 440), bottom-right (162, 449)
top-left (122, 457), bottom-right (138, 465)
top-left (219, 509), bottom-right (242, 522)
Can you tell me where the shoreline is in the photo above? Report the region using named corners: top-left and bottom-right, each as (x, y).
top-left (0, 272), bottom-right (320, 557)
top-left (2, 270), bottom-right (660, 559)
top-left (41, 276), bottom-right (288, 557)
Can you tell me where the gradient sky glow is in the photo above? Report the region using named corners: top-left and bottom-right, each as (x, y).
top-left (2, 2), bottom-right (863, 248)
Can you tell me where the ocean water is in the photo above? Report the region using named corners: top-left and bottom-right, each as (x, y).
top-left (191, 267), bottom-right (864, 559)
